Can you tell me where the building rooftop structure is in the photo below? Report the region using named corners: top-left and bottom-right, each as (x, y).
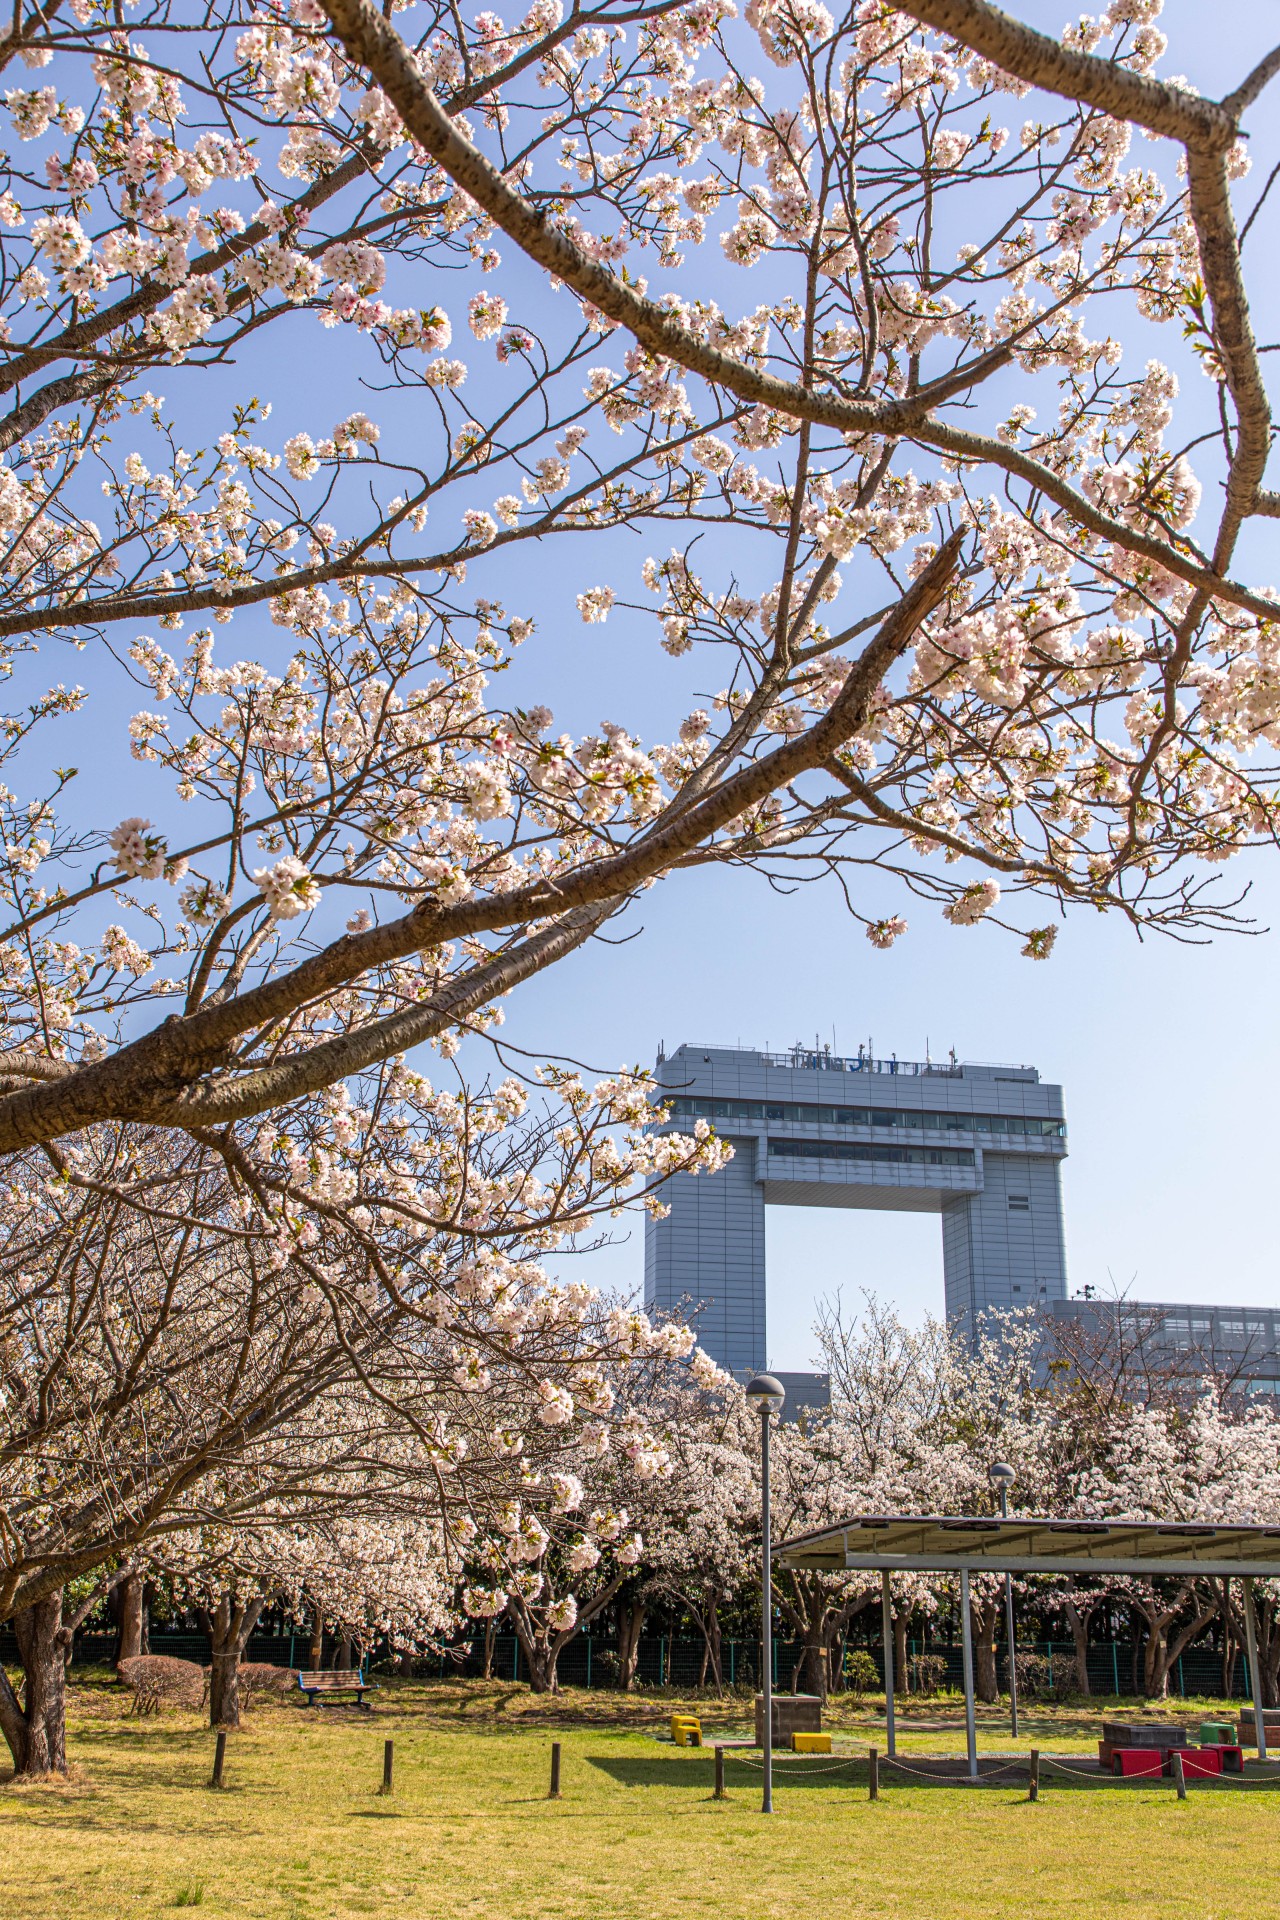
top-left (645, 1040), bottom-right (1068, 1398)
top-left (645, 1039), bottom-right (1280, 1412)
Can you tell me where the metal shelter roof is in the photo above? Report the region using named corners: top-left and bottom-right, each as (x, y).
top-left (774, 1513), bottom-right (1280, 1579)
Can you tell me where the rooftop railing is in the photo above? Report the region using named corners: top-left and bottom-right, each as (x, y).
top-left (672, 1045), bottom-right (1032, 1078)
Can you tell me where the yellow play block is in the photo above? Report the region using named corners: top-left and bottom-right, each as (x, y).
top-left (792, 1732), bottom-right (832, 1754)
top-left (671, 1715), bottom-right (702, 1746)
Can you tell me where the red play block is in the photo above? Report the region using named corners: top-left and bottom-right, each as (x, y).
top-left (1200, 1744), bottom-right (1243, 1772)
top-left (1178, 1747), bottom-right (1222, 1778)
top-left (1113, 1748), bottom-right (1163, 1777)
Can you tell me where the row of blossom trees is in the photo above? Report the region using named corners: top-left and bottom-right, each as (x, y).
top-left (543, 1301), bottom-right (1280, 1701)
top-left (0, 1062), bottom-right (728, 1771)
top-left (448, 1298), bottom-right (1280, 1703)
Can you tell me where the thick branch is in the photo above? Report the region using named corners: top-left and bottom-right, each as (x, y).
top-left (316, 0), bottom-right (1280, 622)
top-left (0, 535), bottom-right (964, 1149)
top-left (893, 1), bottom-right (1236, 149)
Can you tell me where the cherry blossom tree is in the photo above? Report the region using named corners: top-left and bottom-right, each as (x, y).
top-left (632, 1359), bottom-right (755, 1692)
top-left (158, 1507), bottom-right (456, 1726)
top-left (0, 0), bottom-right (1276, 1151)
top-left (456, 1322), bottom-right (710, 1691)
top-left (0, 1062), bottom-right (726, 1769)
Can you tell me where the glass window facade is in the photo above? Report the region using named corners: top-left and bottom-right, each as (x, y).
top-left (768, 1137), bottom-right (975, 1169)
top-left (661, 1095), bottom-right (1064, 1137)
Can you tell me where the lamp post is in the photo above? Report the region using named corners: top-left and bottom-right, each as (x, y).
top-left (746, 1373), bottom-right (786, 1814)
top-left (989, 1461), bottom-right (1018, 1740)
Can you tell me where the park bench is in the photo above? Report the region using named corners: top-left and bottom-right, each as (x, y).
top-left (296, 1669), bottom-right (377, 1710)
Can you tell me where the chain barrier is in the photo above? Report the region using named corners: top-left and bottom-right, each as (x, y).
top-left (1040, 1755), bottom-right (1280, 1792)
top-left (881, 1755), bottom-right (1028, 1788)
top-left (713, 1748), bottom-right (1280, 1792)
top-left (718, 1749), bottom-right (864, 1777)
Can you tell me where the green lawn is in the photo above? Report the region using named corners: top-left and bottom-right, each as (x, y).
top-left (1, 1676), bottom-right (1274, 1918)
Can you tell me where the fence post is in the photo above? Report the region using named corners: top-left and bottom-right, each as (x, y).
top-left (210, 1731), bottom-right (227, 1790)
top-left (1173, 1750), bottom-right (1187, 1801)
top-left (586, 1638), bottom-right (592, 1689)
top-left (513, 1638), bottom-right (519, 1682)
top-left (714, 1745), bottom-right (726, 1800)
top-left (381, 1740), bottom-right (394, 1795)
top-left (1029, 1749), bottom-right (1039, 1802)
top-left (1178, 1655), bottom-right (1185, 1697)
top-left (549, 1742), bottom-right (562, 1800)
top-left (1112, 1643), bottom-right (1120, 1696)
top-left (730, 1640), bottom-right (736, 1686)
top-left (868, 1746), bottom-right (879, 1801)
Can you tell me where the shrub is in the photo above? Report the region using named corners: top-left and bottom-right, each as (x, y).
top-left (238, 1663), bottom-right (295, 1708)
top-left (842, 1649), bottom-right (881, 1697)
top-left (117, 1655), bottom-right (206, 1715)
top-left (908, 1654), bottom-right (948, 1697)
top-left (1008, 1651), bottom-right (1081, 1701)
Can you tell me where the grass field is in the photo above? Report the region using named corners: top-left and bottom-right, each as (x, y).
top-left (1, 1676), bottom-right (1275, 1919)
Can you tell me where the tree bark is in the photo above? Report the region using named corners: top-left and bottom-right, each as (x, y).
top-left (308, 1611), bottom-right (324, 1672)
top-left (1063, 1593), bottom-right (1094, 1698)
top-left (207, 1592), bottom-right (266, 1729)
top-left (112, 1572), bottom-right (146, 1667)
top-left (0, 1591), bottom-right (69, 1776)
top-left (972, 1597), bottom-right (999, 1705)
top-left (617, 1601), bottom-right (646, 1691)
top-left (481, 1619), bottom-right (497, 1681)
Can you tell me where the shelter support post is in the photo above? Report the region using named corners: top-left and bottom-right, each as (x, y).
top-left (881, 1570), bottom-right (896, 1759)
top-left (960, 1567), bottom-right (978, 1781)
top-left (1242, 1575), bottom-right (1268, 1762)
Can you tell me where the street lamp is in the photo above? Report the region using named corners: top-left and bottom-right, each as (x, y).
top-left (746, 1372), bottom-right (786, 1813)
top-left (988, 1461), bottom-right (1018, 1740)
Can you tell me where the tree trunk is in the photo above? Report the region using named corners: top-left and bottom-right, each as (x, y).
top-left (207, 1592), bottom-right (266, 1729)
top-left (894, 1614), bottom-right (908, 1695)
top-left (1063, 1596), bottom-right (1093, 1698)
top-left (308, 1612), bottom-right (324, 1672)
top-left (482, 1619), bottom-right (497, 1681)
top-left (1130, 1608), bottom-right (1143, 1695)
top-left (972, 1598), bottom-right (999, 1705)
top-left (112, 1572), bottom-right (146, 1667)
top-left (1141, 1621), bottom-right (1171, 1699)
top-left (0, 1591), bottom-right (69, 1776)
top-left (617, 1601), bottom-right (646, 1691)
top-left (336, 1635), bottom-right (354, 1671)
top-left (705, 1604), bottom-right (724, 1694)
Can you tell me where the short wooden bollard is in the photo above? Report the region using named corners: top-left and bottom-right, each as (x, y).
top-left (714, 1745), bottom-right (726, 1800)
top-left (381, 1739), bottom-right (394, 1795)
top-left (211, 1731), bottom-right (227, 1790)
top-left (1173, 1751), bottom-right (1187, 1801)
top-left (869, 1746), bottom-right (879, 1801)
top-left (1029, 1749), bottom-right (1039, 1802)
top-left (549, 1741), bottom-right (562, 1800)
